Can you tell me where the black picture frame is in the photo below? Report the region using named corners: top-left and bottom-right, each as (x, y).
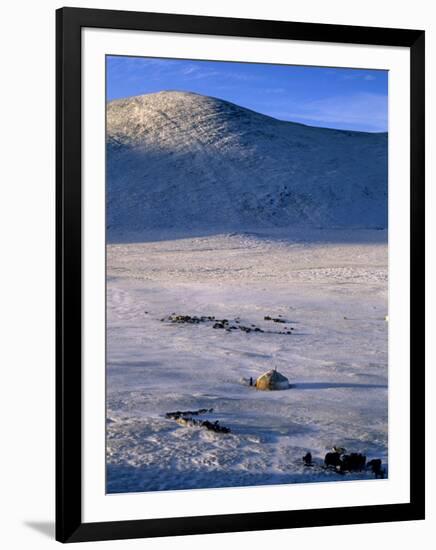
top-left (56, 6), bottom-right (425, 543)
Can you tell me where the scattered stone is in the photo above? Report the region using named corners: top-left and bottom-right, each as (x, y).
top-left (162, 314), bottom-right (216, 324)
top-left (200, 420), bottom-right (231, 434)
top-left (166, 408), bottom-right (213, 419)
top-left (264, 315), bottom-right (289, 324)
top-left (175, 417), bottom-right (191, 426)
top-left (161, 313), bottom-right (292, 335)
top-left (264, 316), bottom-right (287, 323)
top-left (166, 408), bottom-right (230, 434)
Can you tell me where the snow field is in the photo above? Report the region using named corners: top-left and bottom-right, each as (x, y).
top-left (106, 232), bottom-right (388, 493)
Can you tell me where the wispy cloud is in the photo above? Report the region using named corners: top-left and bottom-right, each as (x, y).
top-left (108, 57), bottom-right (259, 84)
top-left (178, 64), bottom-right (259, 82)
top-left (341, 72), bottom-right (377, 81)
top-left (270, 93), bottom-right (388, 132)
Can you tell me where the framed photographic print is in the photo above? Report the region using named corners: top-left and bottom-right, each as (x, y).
top-left (56, 7), bottom-right (425, 543)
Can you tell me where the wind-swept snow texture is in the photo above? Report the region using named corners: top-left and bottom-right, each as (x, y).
top-left (107, 91), bottom-right (387, 241)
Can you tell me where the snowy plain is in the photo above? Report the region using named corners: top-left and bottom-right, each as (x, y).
top-left (106, 230), bottom-right (388, 493)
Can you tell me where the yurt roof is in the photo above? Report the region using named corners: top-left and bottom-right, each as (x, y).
top-left (258, 369), bottom-right (288, 382)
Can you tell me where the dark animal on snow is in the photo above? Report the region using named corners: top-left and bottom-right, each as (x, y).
top-left (367, 459), bottom-right (384, 479)
top-left (340, 453), bottom-right (366, 472)
top-left (303, 452), bottom-right (313, 466)
top-left (324, 452), bottom-right (342, 469)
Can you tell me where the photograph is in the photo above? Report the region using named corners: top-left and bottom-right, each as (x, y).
top-left (105, 55), bottom-right (389, 494)
top-left (0, 0), bottom-right (429, 546)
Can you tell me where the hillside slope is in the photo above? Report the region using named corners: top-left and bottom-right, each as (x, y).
top-left (107, 91), bottom-right (387, 239)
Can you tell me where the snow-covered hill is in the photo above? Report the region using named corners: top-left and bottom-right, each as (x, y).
top-left (107, 91), bottom-right (387, 240)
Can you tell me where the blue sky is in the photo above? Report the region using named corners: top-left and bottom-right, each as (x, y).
top-left (107, 56), bottom-right (388, 133)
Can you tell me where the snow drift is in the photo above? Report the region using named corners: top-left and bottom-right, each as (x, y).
top-left (107, 91), bottom-right (387, 239)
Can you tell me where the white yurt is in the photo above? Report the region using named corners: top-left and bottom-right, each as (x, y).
top-left (255, 368), bottom-right (290, 391)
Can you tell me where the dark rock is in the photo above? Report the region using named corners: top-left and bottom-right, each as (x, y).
top-left (167, 410), bottom-right (230, 434)
top-left (166, 408), bottom-right (213, 419)
top-left (200, 420), bottom-right (231, 434)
